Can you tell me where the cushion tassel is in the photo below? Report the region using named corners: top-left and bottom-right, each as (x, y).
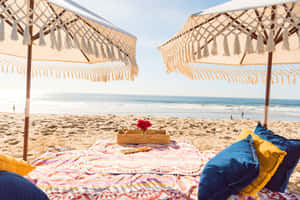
top-left (0, 18), bottom-right (4, 41)
top-left (50, 27), bottom-right (56, 49)
top-left (211, 36), bottom-right (218, 55)
top-left (11, 21), bottom-right (18, 41)
top-left (56, 28), bottom-right (62, 51)
top-left (94, 40), bottom-right (99, 58)
top-left (223, 35), bottom-right (230, 56)
top-left (233, 34), bottom-right (241, 55)
top-left (282, 27), bottom-right (290, 51)
top-left (203, 39), bottom-right (209, 57)
top-left (245, 33), bottom-right (254, 54)
top-left (39, 27), bottom-right (46, 46)
top-left (256, 32), bottom-right (265, 54)
top-left (64, 29), bottom-right (73, 49)
top-left (266, 30), bottom-right (275, 52)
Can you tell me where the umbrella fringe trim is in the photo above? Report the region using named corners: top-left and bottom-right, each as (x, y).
top-left (159, 2), bottom-right (300, 78)
top-left (0, 59), bottom-right (137, 82)
top-left (164, 64), bottom-right (300, 85)
top-left (0, 0), bottom-right (138, 73)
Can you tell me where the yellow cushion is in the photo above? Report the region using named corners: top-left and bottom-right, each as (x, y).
top-left (0, 154), bottom-right (35, 176)
top-left (237, 128), bottom-right (286, 197)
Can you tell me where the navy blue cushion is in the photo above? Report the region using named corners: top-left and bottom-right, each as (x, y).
top-left (254, 122), bottom-right (300, 192)
top-left (0, 171), bottom-right (49, 200)
top-left (197, 135), bottom-right (259, 200)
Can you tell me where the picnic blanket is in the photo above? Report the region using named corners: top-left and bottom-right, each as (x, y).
top-left (87, 139), bottom-right (214, 175)
top-left (27, 139), bottom-right (300, 200)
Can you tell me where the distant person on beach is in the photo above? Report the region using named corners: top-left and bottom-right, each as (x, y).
top-left (230, 115), bottom-right (233, 120)
top-left (13, 104), bottom-right (15, 113)
top-left (241, 112), bottom-right (244, 119)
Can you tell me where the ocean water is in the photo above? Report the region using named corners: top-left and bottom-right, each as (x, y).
top-left (0, 92), bottom-right (300, 121)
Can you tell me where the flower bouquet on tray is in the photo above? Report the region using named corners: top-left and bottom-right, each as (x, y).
top-left (117, 120), bottom-right (170, 144)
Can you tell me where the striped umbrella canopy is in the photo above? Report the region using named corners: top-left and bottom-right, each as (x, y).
top-left (158, 0), bottom-right (300, 126)
top-left (0, 0), bottom-right (138, 160)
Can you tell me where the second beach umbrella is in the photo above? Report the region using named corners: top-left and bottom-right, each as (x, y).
top-left (158, 0), bottom-right (300, 126)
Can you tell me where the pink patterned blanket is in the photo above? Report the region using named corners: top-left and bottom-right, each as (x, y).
top-left (86, 139), bottom-right (213, 175)
top-left (27, 139), bottom-right (300, 200)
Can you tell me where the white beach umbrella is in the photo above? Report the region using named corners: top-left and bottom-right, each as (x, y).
top-left (0, 0), bottom-right (138, 160)
top-left (158, 0), bottom-right (300, 127)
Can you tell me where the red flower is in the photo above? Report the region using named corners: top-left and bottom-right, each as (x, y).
top-left (136, 120), bottom-right (152, 131)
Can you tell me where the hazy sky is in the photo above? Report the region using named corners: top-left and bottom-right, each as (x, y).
top-left (1, 0), bottom-right (300, 99)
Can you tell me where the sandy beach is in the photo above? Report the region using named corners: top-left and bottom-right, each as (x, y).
top-left (0, 112), bottom-right (299, 195)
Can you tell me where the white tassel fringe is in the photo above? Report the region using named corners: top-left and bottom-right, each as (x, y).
top-left (256, 32), bottom-right (265, 54)
top-left (196, 41), bottom-right (202, 59)
top-left (0, 18), bottom-right (5, 41)
top-left (39, 27), bottom-right (46, 46)
top-left (106, 44), bottom-right (112, 59)
top-left (100, 44), bottom-right (106, 58)
top-left (87, 39), bottom-right (93, 55)
top-left (23, 24), bottom-right (30, 45)
top-left (56, 28), bottom-right (62, 51)
top-left (266, 30), bottom-right (275, 52)
top-left (117, 48), bottom-right (122, 60)
top-left (73, 33), bottom-right (80, 49)
top-left (233, 34), bottom-right (241, 55)
top-left (120, 52), bottom-right (126, 63)
top-left (185, 43), bottom-right (191, 63)
top-left (11, 21), bottom-right (18, 41)
top-left (50, 28), bottom-right (56, 49)
top-left (94, 40), bottom-right (99, 57)
top-left (203, 39), bottom-right (209, 57)
top-left (211, 36), bottom-right (218, 55)
top-left (184, 43), bottom-right (189, 62)
top-left (64, 30), bottom-right (72, 49)
top-left (245, 33), bottom-right (254, 54)
top-left (282, 28), bottom-right (290, 50)
top-left (298, 29), bottom-right (300, 48)
top-left (110, 45), bottom-right (115, 59)
top-left (191, 42), bottom-right (195, 61)
top-left (81, 37), bottom-right (87, 53)
top-left (187, 42), bottom-right (193, 62)
top-left (223, 35), bottom-right (230, 56)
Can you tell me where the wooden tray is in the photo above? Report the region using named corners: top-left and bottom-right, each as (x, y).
top-left (117, 129), bottom-right (170, 144)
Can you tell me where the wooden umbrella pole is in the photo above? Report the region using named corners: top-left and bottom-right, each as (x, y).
top-left (264, 52), bottom-right (273, 128)
top-left (23, 0), bottom-right (34, 161)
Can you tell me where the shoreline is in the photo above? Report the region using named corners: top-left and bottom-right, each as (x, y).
top-left (0, 112), bottom-right (299, 195)
top-left (1, 93), bottom-right (300, 122)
